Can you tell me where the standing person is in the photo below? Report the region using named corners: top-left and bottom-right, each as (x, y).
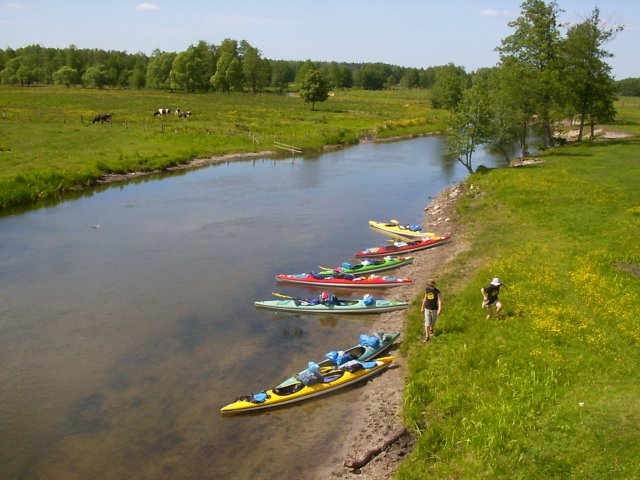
top-left (420, 279), bottom-right (442, 342)
top-left (481, 277), bottom-right (508, 320)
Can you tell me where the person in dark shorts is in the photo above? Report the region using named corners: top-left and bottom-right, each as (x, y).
top-left (481, 277), bottom-right (508, 319)
top-left (420, 279), bottom-right (442, 341)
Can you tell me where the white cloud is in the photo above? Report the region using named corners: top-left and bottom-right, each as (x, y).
top-left (480, 9), bottom-right (513, 17)
top-left (135, 3), bottom-right (160, 11)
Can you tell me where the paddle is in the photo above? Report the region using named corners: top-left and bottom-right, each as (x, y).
top-left (272, 292), bottom-right (293, 299)
top-left (318, 266), bottom-right (338, 271)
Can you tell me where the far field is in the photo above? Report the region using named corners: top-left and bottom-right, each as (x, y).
top-left (0, 86), bottom-right (447, 210)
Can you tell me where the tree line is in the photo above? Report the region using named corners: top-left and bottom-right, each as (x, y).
top-left (0, 39), bottom-right (452, 93)
top-left (445, 1), bottom-right (627, 173)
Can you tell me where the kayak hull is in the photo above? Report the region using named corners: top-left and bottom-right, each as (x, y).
top-left (369, 220), bottom-right (434, 240)
top-left (275, 273), bottom-right (412, 288)
top-left (220, 356), bottom-right (394, 414)
top-left (319, 256), bottom-right (413, 276)
top-left (255, 298), bottom-right (408, 314)
top-left (354, 236), bottom-right (451, 258)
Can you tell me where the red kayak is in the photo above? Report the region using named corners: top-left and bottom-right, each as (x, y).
top-left (275, 272), bottom-right (412, 288)
top-left (354, 235), bottom-right (451, 258)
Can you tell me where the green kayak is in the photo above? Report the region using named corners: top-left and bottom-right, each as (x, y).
top-left (318, 256), bottom-right (413, 277)
top-left (255, 296), bottom-right (408, 314)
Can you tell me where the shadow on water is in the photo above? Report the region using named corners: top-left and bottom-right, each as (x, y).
top-left (0, 136), bottom-right (508, 479)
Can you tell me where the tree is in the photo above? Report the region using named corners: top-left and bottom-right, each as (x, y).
top-left (324, 62), bottom-right (353, 89)
top-left (299, 69), bottom-right (330, 110)
top-left (240, 40), bottom-right (269, 94)
top-left (616, 78), bottom-right (640, 97)
top-left (400, 68), bottom-right (420, 89)
top-left (82, 65), bottom-right (110, 88)
top-left (497, 0), bottom-right (564, 149)
top-left (210, 39), bottom-right (241, 93)
top-left (146, 50), bottom-right (176, 90)
top-left (353, 63), bottom-right (391, 90)
top-left (270, 61), bottom-right (295, 92)
top-left (170, 43), bottom-right (212, 92)
top-left (52, 66), bottom-right (80, 87)
top-left (562, 7), bottom-right (622, 141)
top-left (429, 63), bottom-right (468, 110)
top-left (445, 80), bottom-right (494, 173)
top-left (490, 58), bottom-right (539, 157)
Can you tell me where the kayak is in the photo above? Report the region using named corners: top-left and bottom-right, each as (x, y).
top-left (276, 332), bottom-right (400, 389)
top-left (369, 220), bottom-right (435, 240)
top-left (275, 272), bottom-right (412, 288)
top-left (255, 296), bottom-right (409, 314)
top-left (317, 256), bottom-right (413, 276)
top-left (354, 235), bottom-right (451, 258)
top-left (220, 356), bottom-right (394, 414)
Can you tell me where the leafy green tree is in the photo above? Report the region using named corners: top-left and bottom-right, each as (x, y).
top-left (211, 51), bottom-right (233, 93)
top-left (170, 49), bottom-right (205, 92)
top-left (446, 79), bottom-right (494, 173)
top-left (294, 59), bottom-right (317, 85)
top-left (419, 67), bottom-right (436, 88)
top-left (562, 7), bottom-right (622, 140)
top-left (270, 61), bottom-right (295, 92)
top-left (324, 62), bottom-right (353, 89)
top-left (227, 58), bottom-right (244, 92)
top-left (497, 0), bottom-right (564, 148)
top-left (146, 50), bottom-right (176, 90)
top-left (490, 58), bottom-right (539, 157)
top-left (353, 63), bottom-right (391, 90)
top-left (299, 68), bottom-right (330, 110)
top-left (1, 57), bottom-right (20, 84)
top-left (211, 39), bottom-right (240, 93)
top-left (616, 78), bottom-right (640, 97)
top-left (240, 40), bottom-right (269, 93)
top-left (82, 65), bottom-right (110, 88)
top-left (52, 66), bottom-right (80, 87)
top-left (429, 63), bottom-right (468, 110)
top-left (400, 68), bottom-right (420, 89)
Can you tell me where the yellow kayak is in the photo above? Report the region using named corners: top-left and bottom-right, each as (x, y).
top-left (368, 220), bottom-right (435, 239)
top-left (220, 356), bottom-right (394, 414)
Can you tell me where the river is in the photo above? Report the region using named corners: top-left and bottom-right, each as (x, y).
top-left (0, 137), bottom-right (506, 479)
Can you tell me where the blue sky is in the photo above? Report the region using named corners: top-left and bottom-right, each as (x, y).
top-left (1, 0), bottom-right (638, 79)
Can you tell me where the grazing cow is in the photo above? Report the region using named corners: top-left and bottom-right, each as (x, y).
top-left (176, 108), bottom-right (192, 118)
top-left (153, 108), bottom-right (171, 116)
top-left (92, 113), bottom-right (112, 124)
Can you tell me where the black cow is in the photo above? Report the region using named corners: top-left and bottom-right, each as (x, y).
top-left (153, 108), bottom-right (171, 116)
top-left (92, 113), bottom-right (112, 124)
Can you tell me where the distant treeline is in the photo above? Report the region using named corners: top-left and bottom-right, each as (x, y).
top-left (0, 39), bottom-right (453, 92)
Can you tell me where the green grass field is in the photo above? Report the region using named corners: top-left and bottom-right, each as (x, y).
top-left (0, 86), bottom-right (446, 210)
top-left (398, 133), bottom-right (640, 478)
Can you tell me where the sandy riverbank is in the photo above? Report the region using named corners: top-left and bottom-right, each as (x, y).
top-left (304, 182), bottom-right (471, 480)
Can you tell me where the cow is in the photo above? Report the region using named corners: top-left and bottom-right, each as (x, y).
top-left (175, 108), bottom-right (192, 118)
top-left (153, 108), bottom-right (171, 116)
top-left (92, 113), bottom-right (112, 124)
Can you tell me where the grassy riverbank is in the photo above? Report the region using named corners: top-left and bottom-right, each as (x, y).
top-left (0, 86), bottom-right (446, 210)
top-left (398, 133), bottom-right (640, 478)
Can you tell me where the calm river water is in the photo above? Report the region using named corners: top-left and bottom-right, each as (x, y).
top-left (0, 137), bottom-right (505, 479)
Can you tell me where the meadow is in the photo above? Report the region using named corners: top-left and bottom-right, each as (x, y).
top-left (0, 86), bottom-right (446, 210)
top-left (398, 116), bottom-right (640, 477)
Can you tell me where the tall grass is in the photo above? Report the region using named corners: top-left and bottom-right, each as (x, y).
top-left (0, 86), bottom-right (446, 210)
top-left (398, 134), bottom-right (640, 479)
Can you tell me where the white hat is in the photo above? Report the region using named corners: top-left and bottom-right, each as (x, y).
top-left (491, 278), bottom-right (502, 286)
